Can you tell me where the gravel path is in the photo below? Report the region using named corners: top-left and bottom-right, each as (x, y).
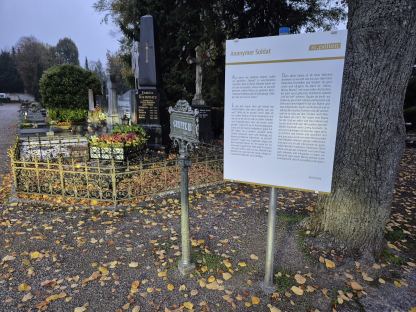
top-left (0, 103), bottom-right (20, 185)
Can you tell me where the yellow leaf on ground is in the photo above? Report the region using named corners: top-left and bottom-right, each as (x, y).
top-left (130, 280), bottom-right (140, 294)
top-left (46, 292), bottom-right (66, 302)
top-left (294, 274), bottom-right (306, 285)
top-left (378, 278), bottom-right (385, 284)
top-left (394, 280), bottom-right (402, 288)
top-left (409, 307), bottom-right (416, 312)
top-left (207, 276), bottom-right (216, 283)
top-left (129, 262), bottom-right (139, 268)
top-left (324, 259), bottom-right (335, 269)
top-left (250, 254), bottom-right (258, 260)
top-left (267, 304), bottom-right (282, 312)
top-left (291, 286), bottom-right (304, 296)
top-left (223, 259), bottom-right (232, 268)
top-left (2, 255), bottom-right (16, 262)
top-left (362, 272), bottom-right (374, 282)
top-left (222, 272), bottom-right (232, 281)
top-left (238, 262), bottom-right (247, 267)
top-left (98, 266), bottom-right (109, 276)
top-left (251, 296), bottom-right (260, 305)
top-left (158, 271), bottom-right (167, 277)
top-left (167, 284), bottom-right (175, 291)
top-left (132, 306), bottom-right (140, 312)
top-left (74, 307), bottom-right (87, 312)
top-left (30, 251), bottom-right (42, 259)
top-left (183, 301), bottom-right (194, 310)
top-left (350, 281), bottom-right (363, 291)
top-left (18, 283), bottom-right (31, 292)
top-left (22, 292), bottom-right (33, 302)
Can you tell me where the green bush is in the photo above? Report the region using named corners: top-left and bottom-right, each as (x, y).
top-left (39, 64), bottom-right (101, 110)
top-left (48, 108), bottom-right (88, 123)
top-left (112, 124), bottom-right (147, 136)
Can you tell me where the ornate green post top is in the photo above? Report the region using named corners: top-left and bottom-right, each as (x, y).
top-left (169, 99), bottom-right (200, 152)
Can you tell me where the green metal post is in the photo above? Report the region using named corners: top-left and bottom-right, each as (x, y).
top-left (262, 187), bottom-right (278, 293)
top-left (178, 142), bottom-right (195, 275)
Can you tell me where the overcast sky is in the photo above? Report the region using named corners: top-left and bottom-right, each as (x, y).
top-left (0, 0), bottom-right (121, 67)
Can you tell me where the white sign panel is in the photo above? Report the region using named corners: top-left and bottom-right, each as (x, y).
top-left (224, 30), bottom-right (347, 193)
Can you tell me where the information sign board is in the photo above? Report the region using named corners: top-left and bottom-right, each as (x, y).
top-left (224, 30), bottom-right (347, 192)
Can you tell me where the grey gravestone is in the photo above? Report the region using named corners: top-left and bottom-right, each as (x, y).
top-left (88, 89), bottom-right (95, 111)
top-left (107, 78), bottom-right (120, 127)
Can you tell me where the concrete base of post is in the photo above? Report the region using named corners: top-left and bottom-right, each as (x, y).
top-left (178, 261), bottom-right (195, 276)
top-left (259, 281), bottom-right (276, 294)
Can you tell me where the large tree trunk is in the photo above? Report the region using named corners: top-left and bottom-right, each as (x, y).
top-left (308, 0), bottom-right (416, 255)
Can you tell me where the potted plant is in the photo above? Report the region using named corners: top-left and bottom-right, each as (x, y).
top-left (89, 124), bottom-right (148, 160)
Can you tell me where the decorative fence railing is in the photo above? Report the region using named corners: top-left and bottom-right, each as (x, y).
top-left (10, 136), bottom-right (224, 205)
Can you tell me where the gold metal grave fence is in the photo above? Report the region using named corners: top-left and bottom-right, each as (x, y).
top-left (10, 139), bottom-right (224, 205)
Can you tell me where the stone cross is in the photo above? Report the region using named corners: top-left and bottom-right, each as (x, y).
top-left (187, 45), bottom-right (205, 105)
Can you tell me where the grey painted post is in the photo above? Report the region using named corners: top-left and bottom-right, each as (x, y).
top-left (262, 187), bottom-right (278, 293)
top-left (178, 142), bottom-right (195, 275)
top-left (130, 90), bottom-right (137, 124)
top-left (88, 89), bottom-right (94, 111)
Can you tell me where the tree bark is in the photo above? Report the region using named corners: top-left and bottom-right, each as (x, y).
top-left (308, 0), bottom-right (416, 255)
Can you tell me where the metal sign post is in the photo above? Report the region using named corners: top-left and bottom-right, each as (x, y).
top-left (261, 187), bottom-right (278, 293)
top-left (169, 100), bottom-right (199, 275)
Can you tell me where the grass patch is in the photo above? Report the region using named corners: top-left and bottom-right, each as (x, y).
top-left (385, 228), bottom-right (407, 242)
top-left (278, 213), bottom-right (306, 225)
top-left (380, 248), bottom-right (405, 266)
top-left (274, 272), bottom-right (294, 292)
top-left (296, 229), bottom-right (314, 263)
top-left (192, 249), bottom-right (226, 272)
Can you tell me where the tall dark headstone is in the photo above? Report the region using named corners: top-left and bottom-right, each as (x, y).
top-left (135, 15), bottom-right (162, 147)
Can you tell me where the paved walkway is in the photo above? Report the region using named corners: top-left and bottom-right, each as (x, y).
top-left (0, 103), bottom-right (20, 185)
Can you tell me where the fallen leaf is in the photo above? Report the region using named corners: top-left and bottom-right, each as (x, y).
top-left (130, 280), bottom-right (140, 294)
top-left (222, 272), bottom-right (232, 281)
top-left (294, 274), bottom-right (306, 284)
top-left (129, 262), bottom-right (139, 268)
top-left (324, 259), bottom-right (335, 269)
top-left (250, 254), bottom-right (258, 260)
top-left (2, 255), bottom-right (16, 262)
top-left (267, 304), bottom-right (282, 312)
top-left (46, 292), bottom-right (66, 302)
top-left (251, 296), bottom-right (260, 305)
top-left (183, 301), bottom-right (194, 310)
top-left (98, 266), bottom-right (109, 276)
top-left (291, 286), bottom-right (304, 296)
top-left (167, 284), bottom-right (174, 291)
top-left (22, 292), bottom-right (33, 302)
top-left (18, 283), bottom-right (31, 292)
top-left (132, 306), bottom-right (140, 312)
top-left (238, 262), bottom-right (247, 267)
top-left (30, 251), bottom-right (42, 259)
top-left (158, 271), bottom-right (167, 277)
top-left (350, 281), bottom-right (363, 291)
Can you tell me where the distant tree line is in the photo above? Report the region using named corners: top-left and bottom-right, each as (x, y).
top-left (0, 36), bottom-right (105, 100)
top-left (94, 0), bottom-right (347, 107)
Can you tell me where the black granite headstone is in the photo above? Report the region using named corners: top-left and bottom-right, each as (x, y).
top-left (191, 104), bottom-right (213, 142)
top-left (135, 15), bottom-right (163, 147)
top-left (139, 15), bottom-right (158, 88)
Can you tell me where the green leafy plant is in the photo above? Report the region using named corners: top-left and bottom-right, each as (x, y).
top-left (39, 64), bottom-right (101, 110)
top-left (87, 106), bottom-right (107, 125)
top-left (48, 108), bottom-right (88, 123)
